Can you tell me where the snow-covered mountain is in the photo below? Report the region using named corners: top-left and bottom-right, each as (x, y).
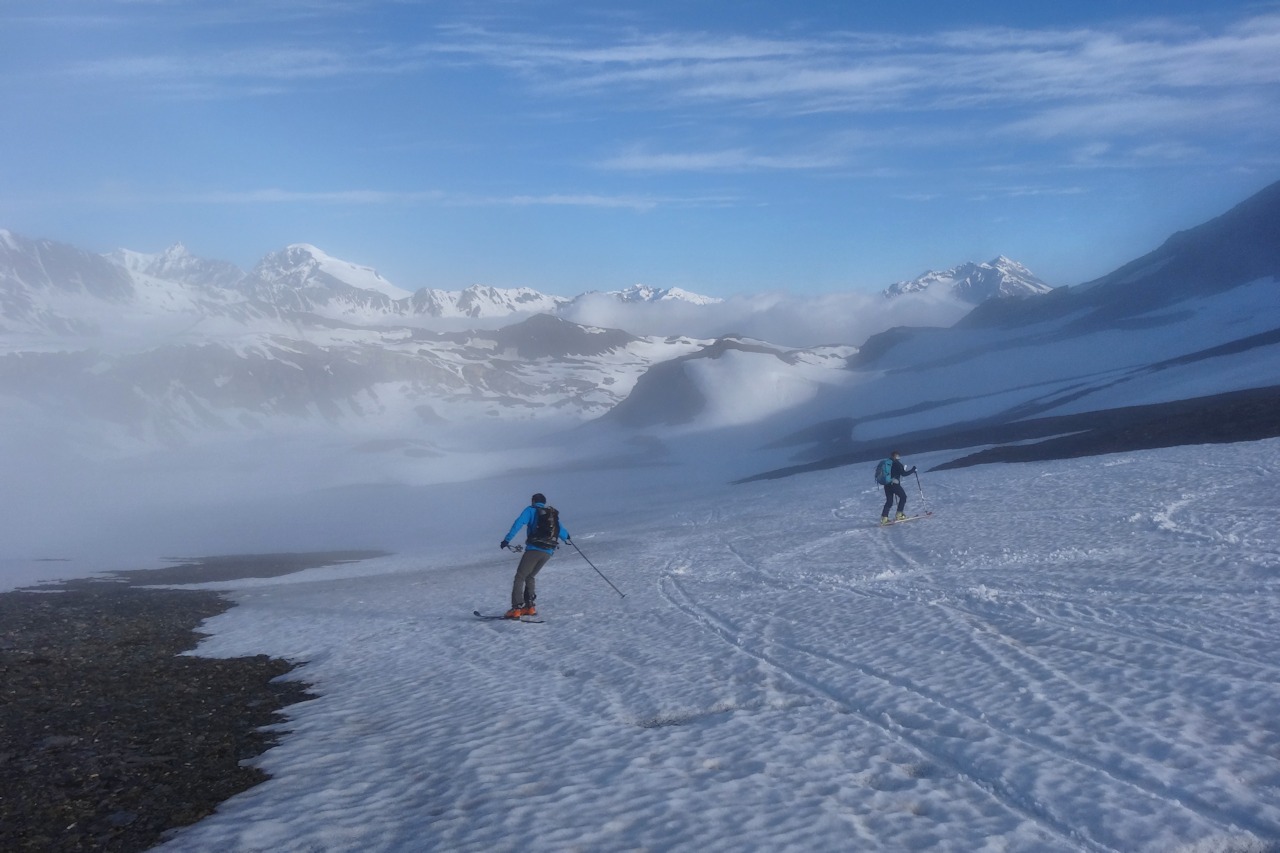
top-left (603, 284), bottom-right (724, 305)
top-left (109, 243), bottom-right (244, 291)
top-left (8, 229), bottom-right (1036, 344)
top-left (410, 284), bottom-right (569, 319)
top-left (235, 257), bottom-right (724, 320)
top-left (4, 178), bottom-right (1279, 473)
top-left (236, 243), bottom-right (410, 322)
top-left (85, 241), bottom-right (726, 324)
top-left (883, 255), bottom-right (1053, 303)
top-left (0, 232), bottom-right (828, 455)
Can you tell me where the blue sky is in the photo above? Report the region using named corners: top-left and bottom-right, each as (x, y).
top-left (2, 0), bottom-right (1278, 297)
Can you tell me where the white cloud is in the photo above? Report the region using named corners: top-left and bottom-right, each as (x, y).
top-left (438, 14), bottom-right (1280, 114)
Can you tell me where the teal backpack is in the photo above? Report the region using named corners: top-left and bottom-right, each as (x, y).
top-left (874, 458), bottom-right (894, 486)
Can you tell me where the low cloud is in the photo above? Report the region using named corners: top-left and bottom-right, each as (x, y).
top-left (560, 288), bottom-right (970, 349)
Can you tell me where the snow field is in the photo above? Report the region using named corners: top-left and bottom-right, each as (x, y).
top-left (155, 440), bottom-right (1280, 852)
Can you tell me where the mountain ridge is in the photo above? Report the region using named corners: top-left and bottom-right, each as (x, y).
top-left (4, 229), bottom-right (1048, 338)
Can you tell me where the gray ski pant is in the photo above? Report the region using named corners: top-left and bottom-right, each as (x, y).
top-left (512, 548), bottom-right (554, 608)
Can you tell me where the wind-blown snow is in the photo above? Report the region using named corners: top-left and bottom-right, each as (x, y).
top-left (683, 348), bottom-right (836, 428)
top-left (136, 439), bottom-right (1280, 853)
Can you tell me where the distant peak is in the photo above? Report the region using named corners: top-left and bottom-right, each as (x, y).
top-left (284, 243), bottom-right (324, 257)
top-left (884, 255), bottom-right (1051, 305)
top-left (610, 283), bottom-right (722, 305)
top-left (989, 255), bottom-right (1029, 269)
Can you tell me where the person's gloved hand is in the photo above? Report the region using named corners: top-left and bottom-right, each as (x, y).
top-left (500, 540), bottom-right (510, 550)
top-left (908, 466), bottom-right (918, 475)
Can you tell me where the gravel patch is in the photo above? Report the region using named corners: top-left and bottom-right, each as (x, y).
top-left (0, 551), bottom-right (384, 852)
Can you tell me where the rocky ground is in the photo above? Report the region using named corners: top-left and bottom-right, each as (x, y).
top-left (0, 552), bottom-right (383, 852)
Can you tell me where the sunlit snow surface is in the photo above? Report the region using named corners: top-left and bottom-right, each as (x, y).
top-left (142, 439), bottom-right (1280, 852)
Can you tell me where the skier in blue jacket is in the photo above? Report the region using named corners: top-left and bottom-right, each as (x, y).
top-left (500, 493), bottom-right (570, 619)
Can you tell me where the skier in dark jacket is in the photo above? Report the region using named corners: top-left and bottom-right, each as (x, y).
top-left (880, 451), bottom-right (918, 524)
top-left (500, 493), bottom-right (570, 619)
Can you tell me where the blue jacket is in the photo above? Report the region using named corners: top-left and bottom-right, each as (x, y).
top-left (505, 503), bottom-right (570, 554)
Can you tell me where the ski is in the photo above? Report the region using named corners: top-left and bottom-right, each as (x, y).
top-left (878, 513), bottom-right (933, 526)
top-left (473, 610), bottom-right (544, 623)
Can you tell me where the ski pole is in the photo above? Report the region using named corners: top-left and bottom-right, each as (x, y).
top-left (570, 540), bottom-right (625, 598)
top-left (913, 470), bottom-right (931, 513)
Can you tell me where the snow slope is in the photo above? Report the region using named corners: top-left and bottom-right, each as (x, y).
top-left (139, 438), bottom-right (1280, 853)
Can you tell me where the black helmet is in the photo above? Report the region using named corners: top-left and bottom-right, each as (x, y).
top-left (532, 493), bottom-right (546, 504)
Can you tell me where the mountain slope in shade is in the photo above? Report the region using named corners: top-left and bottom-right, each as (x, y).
top-left (960, 178), bottom-right (1280, 333)
top-left (1, 229), bottom-right (136, 335)
top-left (740, 179), bottom-right (1280, 478)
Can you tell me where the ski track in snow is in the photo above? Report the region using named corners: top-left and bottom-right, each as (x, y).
top-left (658, 573), bottom-right (1107, 852)
top-left (149, 441), bottom-right (1280, 853)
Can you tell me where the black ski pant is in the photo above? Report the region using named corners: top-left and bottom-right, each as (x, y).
top-left (882, 483), bottom-right (907, 517)
top-left (512, 548), bottom-right (553, 608)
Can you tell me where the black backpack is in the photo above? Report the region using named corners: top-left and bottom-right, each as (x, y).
top-left (529, 505), bottom-right (560, 549)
